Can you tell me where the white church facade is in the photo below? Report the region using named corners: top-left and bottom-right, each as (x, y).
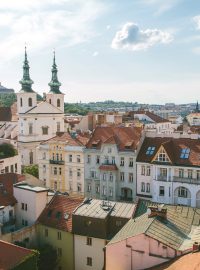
top-left (17, 48), bottom-right (65, 165)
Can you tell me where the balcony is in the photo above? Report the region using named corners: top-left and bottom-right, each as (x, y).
top-left (49, 159), bottom-right (64, 165)
top-left (2, 217), bottom-right (16, 228)
top-left (173, 176), bottom-right (200, 185)
top-left (157, 175), bottom-right (168, 181)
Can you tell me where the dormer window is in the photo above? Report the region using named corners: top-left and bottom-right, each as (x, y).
top-left (146, 146), bottom-right (155, 156)
top-left (180, 148), bottom-right (190, 159)
top-left (156, 149), bottom-right (169, 162)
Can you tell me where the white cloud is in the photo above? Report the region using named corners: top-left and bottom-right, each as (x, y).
top-left (193, 15), bottom-right (200, 30)
top-left (0, 0), bottom-right (106, 62)
top-left (92, 51), bottom-right (99, 57)
top-left (141, 0), bottom-right (181, 16)
top-left (111, 23), bottom-right (173, 51)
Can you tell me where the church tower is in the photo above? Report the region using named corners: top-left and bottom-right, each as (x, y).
top-left (17, 47), bottom-right (37, 114)
top-left (46, 51), bottom-right (64, 112)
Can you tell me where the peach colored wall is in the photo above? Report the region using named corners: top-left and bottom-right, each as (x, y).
top-left (106, 233), bottom-right (178, 270)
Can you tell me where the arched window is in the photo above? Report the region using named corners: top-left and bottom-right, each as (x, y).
top-left (28, 97), bottom-right (32, 107)
top-left (20, 98), bottom-right (23, 107)
top-left (57, 99), bottom-right (60, 107)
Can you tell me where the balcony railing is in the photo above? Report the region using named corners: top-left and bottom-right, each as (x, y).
top-left (157, 175), bottom-right (168, 181)
top-left (173, 176), bottom-right (200, 185)
top-left (49, 160), bottom-right (64, 165)
top-left (2, 217), bottom-right (16, 227)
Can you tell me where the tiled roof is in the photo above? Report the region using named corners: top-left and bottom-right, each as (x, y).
top-left (137, 137), bottom-right (200, 167)
top-left (0, 173), bottom-right (25, 206)
top-left (37, 194), bottom-right (83, 232)
top-left (108, 200), bottom-right (200, 251)
top-left (99, 164), bottom-right (118, 171)
top-left (0, 240), bottom-right (34, 269)
top-left (41, 132), bottom-right (85, 147)
top-left (125, 111), bottom-right (169, 123)
top-left (86, 126), bottom-right (142, 151)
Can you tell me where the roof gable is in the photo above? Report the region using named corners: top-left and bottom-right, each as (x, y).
top-left (152, 145), bottom-right (172, 164)
top-left (26, 101), bottom-right (63, 114)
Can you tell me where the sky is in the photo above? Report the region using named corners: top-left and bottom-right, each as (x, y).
top-left (0, 0), bottom-right (200, 104)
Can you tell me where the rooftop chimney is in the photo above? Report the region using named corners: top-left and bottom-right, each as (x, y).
top-left (147, 205), bottom-right (167, 219)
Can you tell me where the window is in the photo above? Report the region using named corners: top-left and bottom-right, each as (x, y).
top-left (109, 173), bottom-right (113, 182)
top-left (96, 155), bottom-right (100, 164)
top-left (57, 99), bottom-right (61, 107)
top-left (25, 204), bottom-right (27, 211)
top-left (111, 157), bottom-right (115, 164)
top-left (179, 169), bottom-right (184, 178)
top-left (87, 184), bottom-right (91, 192)
top-left (87, 155), bottom-right (91, 164)
top-left (43, 179), bottom-right (46, 186)
top-left (87, 237), bottom-right (92, 246)
top-left (141, 166), bottom-right (145, 175)
top-left (87, 257), bottom-right (92, 266)
top-left (77, 168), bottom-right (81, 178)
top-left (42, 126), bottom-right (48, 135)
top-left (129, 173), bottom-right (133, 183)
top-left (141, 182), bottom-right (145, 192)
top-left (197, 170), bottom-right (200, 180)
top-left (160, 168), bottom-right (167, 177)
top-left (59, 167), bottom-right (62, 175)
top-left (69, 155), bottom-right (72, 162)
top-left (120, 157), bottom-right (124, 166)
top-left (188, 169), bottom-right (193, 179)
top-left (77, 183), bottom-right (82, 192)
top-left (57, 231), bottom-right (62, 240)
top-left (20, 98), bottom-right (23, 107)
top-left (28, 97), bottom-right (32, 107)
top-left (103, 173), bottom-right (106, 181)
top-left (5, 166), bottom-right (9, 173)
top-left (77, 155), bottom-right (81, 163)
top-left (15, 163), bottom-right (18, 173)
top-left (43, 152), bottom-right (46, 159)
top-left (178, 187), bottom-right (188, 198)
top-left (96, 185), bottom-right (100, 193)
top-left (25, 220), bottom-right (28, 226)
top-left (10, 165), bottom-right (14, 173)
top-left (29, 123), bottom-right (33, 135)
top-left (146, 166), bottom-right (151, 176)
top-left (146, 183), bottom-right (150, 193)
top-left (21, 203), bottom-right (24, 210)
top-left (57, 122), bottom-right (60, 132)
top-left (146, 146), bottom-right (155, 156)
top-left (54, 167), bottom-right (57, 175)
top-left (56, 211), bottom-right (62, 219)
top-left (102, 186), bottom-right (106, 196)
top-left (54, 181), bottom-right (57, 190)
top-left (109, 188), bottom-right (113, 197)
top-left (30, 151), bottom-right (33, 164)
top-left (120, 172), bottom-right (124, 182)
top-left (44, 228), bottom-right (48, 237)
top-left (180, 148), bottom-right (190, 159)
top-left (49, 99), bottom-right (51, 104)
top-left (129, 158), bottom-right (133, 167)
top-left (57, 248), bottom-right (62, 257)
top-left (159, 186), bottom-right (165, 196)
top-left (104, 156), bottom-right (109, 164)
top-left (43, 165), bottom-right (46, 173)
top-left (90, 171), bottom-right (96, 179)
top-left (69, 168), bottom-right (73, 177)
top-left (156, 149), bottom-right (169, 162)
top-left (108, 148), bottom-right (112, 153)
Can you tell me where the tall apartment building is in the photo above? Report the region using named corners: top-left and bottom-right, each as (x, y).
top-left (136, 133), bottom-right (200, 207)
top-left (84, 126), bottom-right (142, 201)
top-left (38, 132), bottom-right (86, 194)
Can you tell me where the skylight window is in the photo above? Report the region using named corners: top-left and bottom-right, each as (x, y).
top-left (146, 146), bottom-right (155, 156)
top-left (180, 148), bottom-right (190, 159)
top-left (56, 211), bottom-right (62, 219)
top-left (47, 209), bottom-right (52, 218)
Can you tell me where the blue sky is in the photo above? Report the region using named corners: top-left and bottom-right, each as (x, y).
top-left (0, 0), bottom-right (200, 104)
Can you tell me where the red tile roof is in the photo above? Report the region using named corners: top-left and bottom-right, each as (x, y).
top-left (37, 194), bottom-right (83, 232)
top-left (0, 173), bottom-right (25, 206)
top-left (99, 164), bottom-right (118, 171)
top-left (86, 126), bottom-right (142, 151)
top-left (41, 132), bottom-right (85, 147)
top-left (0, 240), bottom-right (34, 269)
top-left (137, 137), bottom-right (200, 167)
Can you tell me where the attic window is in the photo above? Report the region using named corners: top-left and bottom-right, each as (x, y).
top-left (56, 211), bottom-right (62, 219)
top-left (125, 141), bottom-right (133, 149)
top-left (92, 140), bottom-right (99, 147)
top-left (47, 209), bottom-right (53, 218)
top-left (146, 146), bottom-right (155, 156)
top-left (64, 213), bottom-right (70, 220)
top-left (180, 148), bottom-right (190, 159)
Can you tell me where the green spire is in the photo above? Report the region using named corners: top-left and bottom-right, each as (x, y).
top-left (48, 51), bottom-right (62, 94)
top-left (19, 47), bottom-right (34, 92)
top-left (195, 101), bottom-right (199, 113)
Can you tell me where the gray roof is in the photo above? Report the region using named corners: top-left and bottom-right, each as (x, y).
top-left (73, 199), bottom-right (136, 219)
top-left (0, 84), bottom-right (14, 93)
top-left (108, 200), bottom-right (200, 251)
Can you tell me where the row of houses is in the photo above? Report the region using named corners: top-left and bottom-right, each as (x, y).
top-left (1, 174), bottom-right (200, 270)
top-left (38, 126), bottom-right (200, 208)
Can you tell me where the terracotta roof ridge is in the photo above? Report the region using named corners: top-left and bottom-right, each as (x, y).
top-left (0, 240), bottom-right (33, 253)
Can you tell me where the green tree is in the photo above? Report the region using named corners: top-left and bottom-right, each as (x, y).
top-left (23, 165), bottom-right (39, 178)
top-left (0, 143), bottom-right (17, 159)
top-left (37, 245), bottom-right (58, 270)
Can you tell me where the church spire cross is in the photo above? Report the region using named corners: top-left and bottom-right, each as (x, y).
top-left (19, 46), bottom-right (34, 92)
top-left (48, 50), bottom-right (62, 94)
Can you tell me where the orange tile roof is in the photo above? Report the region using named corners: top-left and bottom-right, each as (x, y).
top-left (0, 173), bottom-right (25, 207)
top-left (41, 132), bottom-right (84, 147)
top-left (0, 240), bottom-right (34, 269)
top-left (37, 194), bottom-right (83, 232)
top-left (137, 137), bottom-right (200, 167)
top-left (86, 126), bottom-right (142, 151)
